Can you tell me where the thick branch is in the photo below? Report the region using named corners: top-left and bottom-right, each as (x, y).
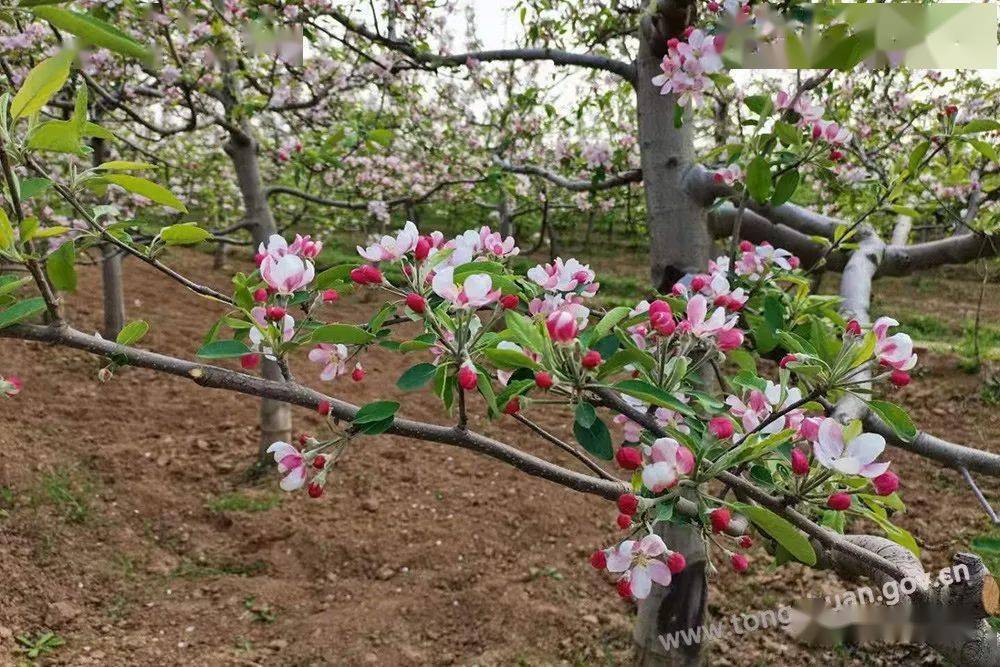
top-left (493, 156), bottom-right (642, 192)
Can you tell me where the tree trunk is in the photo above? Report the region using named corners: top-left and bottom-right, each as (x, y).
top-left (224, 129), bottom-right (292, 456)
top-left (632, 2), bottom-right (711, 664)
top-left (90, 134), bottom-right (126, 339)
top-left (497, 190), bottom-right (514, 239)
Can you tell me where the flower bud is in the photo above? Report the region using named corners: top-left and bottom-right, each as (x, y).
top-left (739, 536), bottom-right (753, 549)
top-left (414, 236), bottom-right (432, 261)
top-left (322, 289), bottom-right (340, 303)
top-left (890, 370), bottom-right (911, 387)
top-left (534, 371), bottom-right (554, 390)
top-left (616, 513), bottom-right (632, 530)
top-left (690, 275), bottom-right (707, 292)
top-left (617, 493), bottom-right (640, 516)
top-left (266, 306), bottom-right (286, 321)
top-left (589, 550), bottom-right (607, 570)
top-left (739, 240), bottom-right (753, 252)
top-left (845, 319), bottom-right (862, 336)
top-left (615, 446), bottom-right (643, 470)
top-left (312, 455), bottom-right (326, 470)
top-left (708, 416), bottom-right (734, 439)
top-left (457, 363), bottom-right (478, 390)
top-left (499, 294), bottom-right (519, 310)
top-left (667, 552), bottom-right (687, 574)
top-left (790, 448), bottom-right (809, 476)
top-left (351, 364), bottom-right (366, 382)
top-left (710, 507), bottom-right (731, 533)
top-left (945, 104), bottom-right (958, 117)
top-left (788, 256), bottom-right (800, 269)
top-left (779, 354), bottom-right (797, 369)
top-left (317, 400), bottom-right (331, 416)
top-left (872, 471), bottom-right (899, 496)
top-left (240, 353), bottom-right (260, 370)
top-left (253, 288), bottom-right (268, 303)
top-left (582, 350), bottom-right (602, 369)
top-left (503, 397), bottom-right (521, 415)
top-left (546, 310), bottom-right (578, 344)
top-left (405, 292), bottom-right (427, 314)
top-left (307, 482), bottom-right (324, 498)
top-left (616, 577), bottom-right (632, 598)
top-left (254, 252), bottom-right (266, 267)
top-left (731, 553), bottom-right (749, 573)
top-left (827, 492), bottom-right (852, 511)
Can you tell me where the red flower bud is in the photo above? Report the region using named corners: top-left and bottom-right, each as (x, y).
top-left (590, 549), bottom-right (607, 570)
top-left (739, 240), bottom-right (753, 252)
top-left (457, 363), bottom-right (478, 390)
top-left (872, 471), bottom-right (899, 496)
top-left (254, 252), bottom-right (266, 267)
top-left (405, 292), bottom-right (427, 314)
top-left (829, 149), bottom-right (844, 161)
top-left (317, 400), bottom-right (331, 416)
top-left (312, 455), bottom-right (326, 470)
top-left (499, 294), bottom-right (520, 310)
top-left (616, 577), bottom-right (632, 598)
top-left (731, 553), bottom-right (749, 573)
top-left (414, 236), bottom-right (431, 261)
top-left (710, 507), bottom-right (731, 533)
top-left (253, 288), bottom-right (268, 303)
top-left (708, 416), bottom-right (734, 439)
top-left (690, 275), bottom-right (707, 292)
top-left (617, 493), bottom-right (640, 516)
top-left (788, 256), bottom-right (800, 269)
top-left (616, 513), bottom-right (632, 530)
top-left (945, 104), bottom-right (958, 117)
top-left (739, 535), bottom-right (753, 549)
top-left (307, 482), bottom-right (324, 498)
top-left (779, 354), bottom-right (797, 369)
top-left (890, 370), bottom-right (911, 387)
top-left (845, 319), bottom-right (862, 336)
top-left (322, 289), bottom-right (340, 303)
top-left (827, 492), bottom-right (852, 511)
top-left (503, 397), bottom-right (521, 415)
top-left (615, 446), bottom-right (643, 470)
top-left (790, 448), bottom-right (809, 476)
top-left (534, 371), bottom-right (554, 390)
top-left (667, 552), bottom-right (687, 574)
top-left (265, 306), bottom-right (286, 321)
top-left (351, 364), bottom-right (366, 382)
top-left (240, 353), bottom-right (260, 370)
top-left (582, 350), bottom-right (602, 369)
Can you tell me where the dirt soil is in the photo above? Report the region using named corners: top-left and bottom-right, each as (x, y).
top-left (1, 250), bottom-right (997, 666)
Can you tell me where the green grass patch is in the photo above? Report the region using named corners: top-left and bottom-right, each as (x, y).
top-left (206, 491), bottom-right (281, 514)
top-left (31, 467), bottom-right (96, 524)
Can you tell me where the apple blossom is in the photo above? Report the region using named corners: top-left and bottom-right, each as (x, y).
top-left (432, 267), bottom-right (501, 309)
top-left (527, 257), bottom-right (599, 296)
top-left (266, 441), bottom-right (308, 491)
top-left (405, 292), bottom-right (427, 314)
top-left (546, 309), bottom-right (579, 344)
top-left (616, 446), bottom-right (643, 470)
top-left (499, 294), bottom-right (519, 309)
top-left (712, 163), bottom-right (742, 186)
top-left (356, 221), bottom-right (420, 262)
top-left (708, 416), bottom-right (734, 439)
top-left (261, 253), bottom-right (315, 295)
top-left (790, 448), bottom-right (810, 475)
top-left (590, 549), bottom-right (608, 570)
top-left (457, 362), bottom-right (478, 390)
top-left (308, 343), bottom-right (350, 381)
top-left (605, 535), bottom-right (674, 600)
top-left (249, 307), bottom-right (295, 358)
top-left (1, 375), bottom-right (22, 397)
top-left (872, 317), bottom-right (918, 371)
top-left (814, 418), bottom-right (891, 478)
top-left (642, 437), bottom-right (695, 493)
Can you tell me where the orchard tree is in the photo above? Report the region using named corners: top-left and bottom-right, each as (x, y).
top-left (2, 2), bottom-right (1000, 666)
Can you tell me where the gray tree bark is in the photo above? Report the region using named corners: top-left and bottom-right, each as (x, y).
top-left (224, 129), bottom-right (292, 456)
top-left (90, 134), bottom-right (127, 339)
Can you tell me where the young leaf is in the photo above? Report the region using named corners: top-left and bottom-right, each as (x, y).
top-left (353, 400), bottom-right (400, 425)
top-left (867, 399), bottom-right (917, 441)
top-left (0, 210), bottom-right (14, 251)
top-left (396, 362), bottom-right (437, 391)
top-left (482, 347), bottom-right (540, 370)
top-left (196, 339), bottom-right (251, 359)
top-left (738, 504), bottom-right (817, 565)
top-left (97, 161), bottom-right (154, 171)
top-left (770, 170), bottom-right (799, 206)
top-left (105, 174), bottom-right (187, 212)
top-left (614, 379), bottom-right (695, 416)
top-left (31, 7), bottom-right (152, 61)
top-left (0, 297), bottom-right (47, 329)
top-left (160, 223), bottom-right (211, 245)
top-left (745, 156), bottom-right (772, 203)
top-left (310, 324), bottom-right (375, 345)
top-left (116, 320), bottom-right (149, 346)
top-left (10, 49), bottom-right (73, 119)
top-left (573, 414), bottom-right (613, 460)
top-left (46, 239), bottom-right (76, 291)
top-left (575, 401), bottom-right (597, 429)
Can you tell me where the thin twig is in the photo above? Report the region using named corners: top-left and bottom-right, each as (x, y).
top-left (959, 467), bottom-right (1000, 525)
top-left (512, 413), bottom-right (619, 482)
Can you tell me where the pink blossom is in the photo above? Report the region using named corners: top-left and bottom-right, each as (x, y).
top-left (872, 317), bottom-right (917, 371)
top-left (261, 253), bottom-right (314, 294)
top-left (605, 534), bottom-right (674, 599)
top-left (249, 307), bottom-right (295, 358)
top-left (712, 164), bottom-right (742, 186)
top-left (308, 343), bottom-right (350, 381)
top-left (546, 309), bottom-right (579, 344)
top-left (431, 267), bottom-right (501, 309)
top-left (641, 437), bottom-right (694, 493)
top-left (678, 295), bottom-right (729, 336)
top-left (357, 221), bottom-right (420, 262)
top-left (266, 441), bottom-right (307, 491)
top-left (814, 418), bottom-right (890, 478)
top-left (527, 258), bottom-right (598, 296)
top-left (478, 226), bottom-right (519, 258)
top-left (288, 234), bottom-right (322, 259)
top-left (1, 375), bottom-right (22, 397)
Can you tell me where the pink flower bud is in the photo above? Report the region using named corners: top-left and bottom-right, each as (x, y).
top-left (405, 293), bottom-right (426, 314)
top-left (322, 289), bottom-right (340, 303)
top-left (265, 306), bottom-right (286, 321)
top-left (351, 364), bottom-right (366, 382)
top-left (716, 328), bottom-right (744, 351)
top-left (534, 371), bottom-right (554, 390)
top-left (616, 513), bottom-right (632, 530)
top-left (667, 552), bottom-right (687, 574)
top-left (779, 354), bottom-right (797, 368)
top-left (791, 448), bottom-right (809, 475)
top-left (312, 455), bottom-right (326, 470)
top-left (616, 577), bottom-right (632, 598)
top-left (731, 553), bottom-right (749, 573)
top-left (788, 256), bottom-right (800, 269)
top-left (582, 350), bottom-right (602, 369)
top-left (845, 319), bottom-right (862, 336)
top-left (872, 471), bottom-right (899, 496)
top-left (650, 310), bottom-right (676, 336)
top-left (708, 416), bottom-right (734, 439)
top-left (546, 310), bottom-right (578, 344)
top-left (414, 236), bottom-right (431, 261)
top-left (253, 288), bottom-right (268, 303)
top-left (254, 252), bottom-right (266, 267)
top-left (739, 536), bottom-right (753, 549)
top-left (499, 294), bottom-right (520, 309)
top-left (827, 492), bottom-right (852, 511)
top-left (690, 275), bottom-right (707, 292)
top-left (615, 446), bottom-right (643, 470)
top-left (317, 400), bottom-right (331, 416)
top-left (503, 397), bottom-right (520, 415)
top-left (710, 507), bottom-right (731, 533)
top-left (617, 493), bottom-right (640, 516)
top-left (307, 482), bottom-right (324, 498)
top-left (590, 550), bottom-right (607, 570)
top-left (890, 370), bottom-right (911, 387)
top-left (240, 353), bottom-right (260, 370)
top-left (457, 363), bottom-right (478, 390)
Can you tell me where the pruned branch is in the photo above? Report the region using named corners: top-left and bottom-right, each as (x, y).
top-left (494, 156), bottom-right (642, 192)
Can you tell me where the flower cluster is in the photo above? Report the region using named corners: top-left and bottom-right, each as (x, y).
top-left (1, 374), bottom-right (22, 398)
top-left (651, 28), bottom-right (724, 107)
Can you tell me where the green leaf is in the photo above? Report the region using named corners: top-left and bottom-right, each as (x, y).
top-left (0, 275), bottom-right (30, 297)
top-left (738, 504), bottom-right (816, 565)
top-left (97, 160), bottom-right (154, 171)
top-left (482, 347), bottom-right (540, 370)
top-left (745, 157), bottom-right (772, 203)
top-left (31, 7), bottom-right (152, 61)
top-left (309, 324), bottom-right (375, 345)
top-left (196, 339), bottom-right (252, 359)
top-left (19, 177), bottom-right (52, 200)
top-left (575, 401), bottom-right (597, 429)
top-left (105, 174), bottom-right (186, 212)
top-left (10, 49), bottom-right (72, 119)
top-left (353, 400), bottom-right (400, 424)
top-left (868, 399), bottom-right (917, 441)
top-left (46, 240), bottom-right (76, 291)
top-left (592, 306), bottom-right (631, 339)
top-left (0, 210), bottom-right (14, 251)
top-left (504, 310), bottom-right (545, 351)
top-left (573, 414), bottom-right (613, 460)
top-left (771, 170), bottom-right (799, 206)
top-left (367, 128), bottom-right (394, 146)
top-left (971, 536), bottom-right (1000, 554)
top-left (908, 141), bottom-right (930, 173)
top-left (82, 121), bottom-right (114, 140)
top-left (956, 119), bottom-right (1000, 135)
top-left (613, 379), bottom-right (695, 417)
top-left (116, 320), bottom-right (149, 345)
top-left (159, 223), bottom-right (210, 245)
top-left (0, 297), bottom-right (46, 328)
top-left (396, 362), bottom-right (437, 391)
top-left (314, 264), bottom-right (355, 290)
top-left (968, 139), bottom-right (999, 163)
top-left (31, 225), bottom-right (70, 240)
top-left (27, 119), bottom-right (82, 153)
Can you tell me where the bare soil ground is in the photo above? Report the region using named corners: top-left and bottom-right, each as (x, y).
top-left (1, 250), bottom-right (997, 666)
